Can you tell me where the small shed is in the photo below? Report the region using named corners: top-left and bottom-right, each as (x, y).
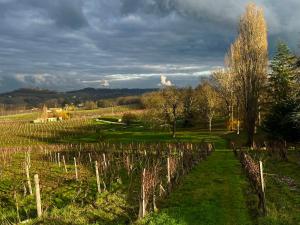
top-left (47, 117), bottom-right (58, 122)
top-left (32, 118), bottom-right (46, 124)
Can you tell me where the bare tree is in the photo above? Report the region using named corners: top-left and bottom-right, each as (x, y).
top-left (161, 87), bottom-right (183, 138)
top-left (196, 82), bottom-right (220, 132)
top-left (182, 87), bottom-right (197, 127)
top-left (212, 69), bottom-right (236, 130)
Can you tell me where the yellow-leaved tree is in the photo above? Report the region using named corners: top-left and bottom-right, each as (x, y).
top-left (229, 3), bottom-right (268, 147)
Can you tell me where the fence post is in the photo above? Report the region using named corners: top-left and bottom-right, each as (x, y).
top-left (139, 168), bottom-right (146, 218)
top-left (259, 160), bottom-right (266, 215)
top-left (89, 153), bottom-right (92, 165)
top-left (58, 153), bottom-right (61, 167)
top-left (25, 162), bottom-right (33, 195)
top-left (74, 157), bottom-right (78, 181)
top-left (167, 156), bottom-right (171, 184)
top-left (34, 174), bottom-right (42, 218)
top-left (95, 161), bottom-right (101, 193)
top-left (62, 155), bottom-right (67, 172)
top-left (103, 153), bottom-right (107, 169)
top-left (13, 190), bottom-right (21, 223)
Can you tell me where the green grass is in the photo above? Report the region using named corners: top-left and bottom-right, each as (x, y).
top-left (224, 130), bottom-right (300, 224)
top-left (0, 112), bottom-right (39, 121)
top-left (140, 151), bottom-right (253, 225)
top-left (71, 105), bottom-right (140, 116)
top-left (248, 151), bottom-right (300, 225)
top-left (68, 121), bottom-right (228, 149)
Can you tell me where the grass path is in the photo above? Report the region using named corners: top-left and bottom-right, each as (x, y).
top-left (142, 151), bottom-right (253, 225)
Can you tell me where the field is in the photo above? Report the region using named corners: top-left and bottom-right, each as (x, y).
top-left (0, 107), bottom-right (300, 225)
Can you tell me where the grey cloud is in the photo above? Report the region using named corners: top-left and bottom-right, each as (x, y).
top-left (0, 0), bottom-right (299, 93)
top-left (41, 0), bottom-right (89, 29)
top-left (1, 0), bottom-right (88, 30)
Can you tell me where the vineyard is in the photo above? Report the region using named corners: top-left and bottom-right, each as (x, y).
top-left (0, 110), bottom-right (300, 225)
top-left (0, 119), bottom-right (95, 147)
top-left (0, 111), bottom-right (216, 224)
top-left (0, 105), bottom-right (137, 147)
top-left (0, 142), bottom-right (213, 224)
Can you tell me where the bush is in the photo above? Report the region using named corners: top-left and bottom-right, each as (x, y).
top-left (122, 113), bottom-right (137, 125)
top-left (97, 99), bottom-right (113, 108)
top-left (263, 99), bottom-right (300, 142)
top-left (84, 101), bottom-right (97, 110)
top-left (116, 96), bottom-right (142, 106)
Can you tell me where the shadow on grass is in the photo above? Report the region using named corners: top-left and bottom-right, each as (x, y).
top-left (21, 122), bottom-right (229, 149)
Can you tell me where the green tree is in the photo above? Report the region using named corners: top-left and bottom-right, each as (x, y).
top-left (264, 100), bottom-right (300, 141)
top-left (269, 41), bottom-right (298, 103)
top-left (263, 42), bottom-right (300, 141)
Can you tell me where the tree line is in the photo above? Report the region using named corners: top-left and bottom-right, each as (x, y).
top-left (141, 3), bottom-right (300, 146)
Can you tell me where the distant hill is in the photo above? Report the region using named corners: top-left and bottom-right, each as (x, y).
top-left (0, 88), bottom-right (156, 108)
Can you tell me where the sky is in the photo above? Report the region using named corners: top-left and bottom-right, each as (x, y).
top-left (0, 0), bottom-right (299, 93)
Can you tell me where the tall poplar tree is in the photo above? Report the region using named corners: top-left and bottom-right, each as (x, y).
top-left (229, 3), bottom-right (268, 147)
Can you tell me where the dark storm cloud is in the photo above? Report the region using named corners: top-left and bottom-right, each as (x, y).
top-left (0, 0), bottom-right (299, 93)
top-left (26, 0), bottom-right (89, 29)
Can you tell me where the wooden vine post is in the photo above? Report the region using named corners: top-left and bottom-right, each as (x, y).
top-left (103, 153), bottom-right (107, 169)
top-left (139, 168), bottom-right (146, 219)
top-left (25, 160), bottom-right (33, 195)
top-left (13, 190), bottom-right (20, 223)
top-left (89, 153), bottom-right (92, 165)
top-left (95, 161), bottom-right (101, 193)
top-left (259, 160), bottom-right (266, 215)
top-left (74, 157), bottom-right (78, 181)
top-left (34, 174), bottom-right (42, 218)
top-left (58, 153), bottom-right (61, 167)
top-left (167, 156), bottom-right (171, 191)
top-left (62, 155), bottom-right (67, 172)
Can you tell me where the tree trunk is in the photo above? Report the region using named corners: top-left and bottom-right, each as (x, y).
top-left (245, 96), bottom-right (258, 148)
top-left (246, 117), bottom-right (255, 148)
top-left (172, 105), bottom-right (177, 138)
top-left (231, 104), bottom-right (234, 131)
top-left (172, 120), bottom-right (176, 138)
top-left (237, 105), bottom-right (240, 135)
top-left (228, 105), bottom-right (231, 130)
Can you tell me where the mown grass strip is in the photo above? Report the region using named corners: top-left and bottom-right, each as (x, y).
top-left (140, 151), bottom-right (253, 225)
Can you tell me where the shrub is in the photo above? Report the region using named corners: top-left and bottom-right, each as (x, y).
top-left (84, 101), bottom-right (97, 110)
top-left (122, 112), bottom-right (137, 125)
top-left (263, 100), bottom-right (300, 142)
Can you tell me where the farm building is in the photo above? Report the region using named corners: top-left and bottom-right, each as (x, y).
top-left (31, 105), bottom-right (68, 123)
